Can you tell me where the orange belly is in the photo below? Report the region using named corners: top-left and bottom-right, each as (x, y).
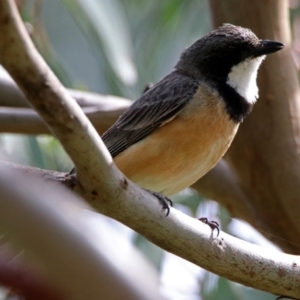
top-left (114, 88), bottom-right (238, 196)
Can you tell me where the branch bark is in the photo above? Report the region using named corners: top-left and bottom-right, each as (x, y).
top-left (0, 75), bottom-right (131, 108)
top-left (0, 105), bottom-right (128, 135)
top-left (0, 0), bottom-right (299, 298)
top-left (0, 76), bottom-right (130, 134)
top-left (2, 161), bottom-right (300, 299)
top-left (0, 0), bottom-right (121, 191)
top-left (0, 165), bottom-right (161, 300)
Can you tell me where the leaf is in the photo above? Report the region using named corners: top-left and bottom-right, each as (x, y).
top-left (63, 0), bottom-right (137, 85)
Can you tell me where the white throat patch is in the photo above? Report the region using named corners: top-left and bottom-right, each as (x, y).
top-left (227, 56), bottom-right (265, 104)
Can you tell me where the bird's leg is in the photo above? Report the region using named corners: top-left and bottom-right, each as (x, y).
top-left (276, 296), bottom-right (298, 300)
top-left (69, 167), bottom-right (76, 175)
top-left (144, 189), bottom-right (173, 216)
top-left (199, 217), bottom-right (220, 237)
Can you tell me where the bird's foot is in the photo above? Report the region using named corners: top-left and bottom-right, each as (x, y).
top-left (69, 167), bottom-right (76, 175)
top-left (276, 296), bottom-right (298, 300)
top-left (145, 190), bottom-right (173, 216)
top-left (199, 217), bottom-right (220, 237)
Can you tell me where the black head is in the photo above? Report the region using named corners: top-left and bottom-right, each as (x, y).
top-left (175, 23), bottom-right (284, 81)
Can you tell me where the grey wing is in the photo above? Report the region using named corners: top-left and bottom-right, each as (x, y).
top-left (102, 71), bottom-right (199, 158)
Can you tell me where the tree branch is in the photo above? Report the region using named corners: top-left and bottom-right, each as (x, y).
top-left (2, 161), bottom-right (300, 298)
top-left (192, 160), bottom-right (257, 224)
top-left (0, 165), bottom-right (162, 300)
top-left (0, 76), bottom-right (130, 134)
top-left (0, 0), bottom-right (119, 190)
top-left (209, 0), bottom-right (300, 253)
top-left (0, 105), bottom-right (127, 135)
top-left (0, 70), bottom-right (131, 108)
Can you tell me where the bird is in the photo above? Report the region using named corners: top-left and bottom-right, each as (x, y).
top-left (100, 24), bottom-right (284, 218)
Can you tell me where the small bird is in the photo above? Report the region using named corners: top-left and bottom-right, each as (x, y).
top-left (101, 24), bottom-right (284, 216)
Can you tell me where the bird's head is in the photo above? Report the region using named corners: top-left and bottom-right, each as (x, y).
top-left (176, 23), bottom-right (284, 104)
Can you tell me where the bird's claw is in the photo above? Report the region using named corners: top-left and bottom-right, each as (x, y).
top-left (145, 190), bottom-right (172, 216)
top-left (199, 217), bottom-right (220, 237)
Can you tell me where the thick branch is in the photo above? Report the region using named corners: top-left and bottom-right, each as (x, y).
top-left (208, 0), bottom-right (300, 253)
top-left (0, 106), bottom-right (127, 135)
top-left (0, 76), bottom-right (130, 134)
top-left (2, 161), bottom-right (300, 298)
top-left (0, 0), bottom-right (120, 190)
top-left (192, 160), bottom-right (257, 224)
top-left (0, 73), bottom-right (131, 108)
top-left (0, 165), bottom-right (161, 300)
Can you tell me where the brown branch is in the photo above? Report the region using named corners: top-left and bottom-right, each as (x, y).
top-left (0, 72), bottom-right (131, 108)
top-left (0, 0), bottom-right (120, 190)
top-left (192, 160), bottom-right (257, 223)
top-left (0, 105), bottom-right (127, 135)
top-left (2, 161), bottom-right (300, 299)
top-left (0, 246), bottom-right (63, 300)
top-left (208, 0), bottom-right (300, 253)
top-left (0, 165), bottom-right (162, 300)
top-left (0, 76), bottom-right (130, 134)
top-left (0, 75), bottom-right (129, 158)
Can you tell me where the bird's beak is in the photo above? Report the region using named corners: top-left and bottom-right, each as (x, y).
top-left (257, 40), bottom-right (285, 56)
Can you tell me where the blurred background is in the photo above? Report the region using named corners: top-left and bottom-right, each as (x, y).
top-left (0, 0), bottom-right (300, 299)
